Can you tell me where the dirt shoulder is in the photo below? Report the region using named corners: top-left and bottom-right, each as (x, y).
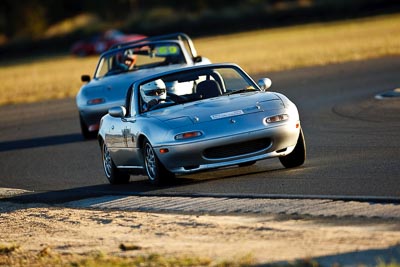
top-left (1, 202), bottom-right (400, 266)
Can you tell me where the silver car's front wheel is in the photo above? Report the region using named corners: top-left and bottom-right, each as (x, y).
top-left (143, 140), bottom-right (174, 185)
top-left (144, 142), bottom-right (157, 179)
top-left (102, 142), bottom-right (130, 184)
top-left (103, 144), bottom-right (113, 178)
top-left (279, 128), bottom-right (306, 168)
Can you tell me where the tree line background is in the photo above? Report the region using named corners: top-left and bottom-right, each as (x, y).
top-left (0, 0), bottom-right (399, 58)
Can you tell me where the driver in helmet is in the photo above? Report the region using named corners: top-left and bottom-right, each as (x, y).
top-left (120, 53), bottom-right (137, 71)
top-left (141, 79), bottom-right (167, 111)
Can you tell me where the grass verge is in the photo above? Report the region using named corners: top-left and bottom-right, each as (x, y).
top-left (1, 247), bottom-right (399, 267)
top-left (0, 248), bottom-right (254, 267)
top-left (0, 13), bottom-right (399, 106)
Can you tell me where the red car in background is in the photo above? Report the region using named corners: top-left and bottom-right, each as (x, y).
top-left (71, 30), bottom-right (146, 56)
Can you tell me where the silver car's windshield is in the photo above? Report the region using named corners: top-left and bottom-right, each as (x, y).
top-left (138, 66), bottom-right (259, 113)
top-left (95, 42), bottom-right (186, 78)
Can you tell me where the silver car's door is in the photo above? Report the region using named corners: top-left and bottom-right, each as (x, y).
top-left (105, 116), bottom-right (127, 166)
top-left (111, 82), bottom-right (144, 168)
top-left (104, 116), bottom-right (125, 149)
top-left (111, 116), bottom-right (143, 168)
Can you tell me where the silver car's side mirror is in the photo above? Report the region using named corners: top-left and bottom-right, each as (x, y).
top-left (109, 106), bottom-right (126, 118)
top-left (258, 78), bottom-right (272, 91)
top-left (81, 75), bottom-right (91, 82)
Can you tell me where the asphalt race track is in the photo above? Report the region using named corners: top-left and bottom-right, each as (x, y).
top-left (0, 56), bottom-right (399, 203)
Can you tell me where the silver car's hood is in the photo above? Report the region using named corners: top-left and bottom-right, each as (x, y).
top-left (147, 91), bottom-right (284, 127)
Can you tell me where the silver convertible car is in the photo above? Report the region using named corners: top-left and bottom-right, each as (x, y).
top-left (98, 63), bottom-right (306, 185)
top-left (76, 33), bottom-right (210, 138)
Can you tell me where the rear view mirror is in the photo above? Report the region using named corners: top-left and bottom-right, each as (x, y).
top-left (258, 78), bottom-right (272, 91)
top-left (109, 106), bottom-right (126, 118)
top-left (193, 56), bottom-right (202, 63)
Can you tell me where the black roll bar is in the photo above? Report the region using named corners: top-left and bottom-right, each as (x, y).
top-left (110, 32), bottom-right (198, 59)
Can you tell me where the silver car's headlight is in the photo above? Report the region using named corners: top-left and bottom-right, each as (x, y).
top-left (175, 131), bottom-right (203, 140)
top-left (265, 114), bottom-right (289, 123)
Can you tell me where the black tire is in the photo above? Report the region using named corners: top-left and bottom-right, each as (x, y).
top-left (143, 139), bottom-right (175, 185)
top-left (279, 128), bottom-right (306, 168)
top-left (79, 115), bottom-right (97, 140)
top-left (102, 142), bottom-right (130, 184)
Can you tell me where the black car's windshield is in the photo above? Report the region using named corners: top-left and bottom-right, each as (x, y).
top-left (95, 42), bottom-right (186, 78)
top-left (138, 66), bottom-right (259, 113)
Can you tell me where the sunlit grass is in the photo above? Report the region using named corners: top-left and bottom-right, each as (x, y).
top-left (195, 13), bottom-right (400, 74)
top-left (0, 244), bottom-right (20, 254)
top-left (0, 55), bottom-right (97, 105)
top-left (1, 248), bottom-right (399, 267)
top-left (0, 250), bottom-right (255, 267)
top-left (0, 13), bottom-right (399, 106)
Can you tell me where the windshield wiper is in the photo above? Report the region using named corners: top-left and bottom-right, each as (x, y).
top-left (225, 88), bottom-right (258, 95)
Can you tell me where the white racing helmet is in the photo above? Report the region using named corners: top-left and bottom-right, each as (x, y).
top-left (140, 79), bottom-right (167, 104)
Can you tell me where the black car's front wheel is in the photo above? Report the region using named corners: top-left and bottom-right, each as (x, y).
top-left (143, 139), bottom-right (175, 185)
top-left (102, 142), bottom-right (130, 184)
top-left (279, 128), bottom-right (306, 168)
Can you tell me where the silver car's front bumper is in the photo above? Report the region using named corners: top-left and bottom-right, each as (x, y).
top-left (155, 122), bottom-right (300, 174)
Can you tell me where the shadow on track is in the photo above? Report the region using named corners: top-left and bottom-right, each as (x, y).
top-left (256, 244), bottom-right (400, 267)
top-left (0, 133), bottom-right (84, 152)
top-left (0, 163), bottom-right (302, 207)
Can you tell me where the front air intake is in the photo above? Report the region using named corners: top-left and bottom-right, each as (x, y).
top-left (203, 138), bottom-right (271, 159)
